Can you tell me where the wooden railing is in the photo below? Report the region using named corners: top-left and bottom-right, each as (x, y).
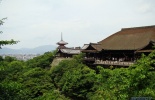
top-left (83, 58), bottom-right (95, 61)
top-left (94, 60), bottom-right (134, 66)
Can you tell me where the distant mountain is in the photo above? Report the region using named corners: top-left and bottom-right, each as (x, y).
top-left (0, 45), bottom-right (56, 54)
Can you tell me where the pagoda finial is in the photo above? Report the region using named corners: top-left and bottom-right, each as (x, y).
top-left (61, 32), bottom-right (63, 41)
top-left (57, 32), bottom-right (68, 48)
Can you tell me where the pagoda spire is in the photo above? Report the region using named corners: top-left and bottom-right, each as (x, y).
top-left (57, 32), bottom-right (68, 49)
top-left (61, 32), bottom-right (63, 41)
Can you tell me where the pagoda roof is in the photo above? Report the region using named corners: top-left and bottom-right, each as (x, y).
top-left (57, 33), bottom-right (68, 45)
top-left (98, 25), bottom-right (155, 50)
top-left (57, 40), bottom-right (68, 45)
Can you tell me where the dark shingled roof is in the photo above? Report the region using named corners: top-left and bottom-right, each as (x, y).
top-left (59, 48), bottom-right (81, 54)
top-left (98, 25), bottom-right (155, 50)
top-left (82, 43), bottom-right (102, 52)
top-left (90, 43), bottom-right (102, 51)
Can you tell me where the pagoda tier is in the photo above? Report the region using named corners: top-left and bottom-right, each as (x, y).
top-left (57, 33), bottom-right (68, 49)
top-left (57, 40), bottom-right (68, 45)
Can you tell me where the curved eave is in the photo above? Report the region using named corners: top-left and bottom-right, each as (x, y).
top-left (101, 43), bottom-right (150, 51)
top-left (102, 41), bottom-right (153, 51)
top-left (135, 50), bottom-right (153, 53)
top-left (58, 49), bottom-right (81, 54)
top-left (57, 41), bottom-right (68, 45)
top-left (57, 43), bottom-right (68, 45)
top-left (82, 50), bottom-right (99, 53)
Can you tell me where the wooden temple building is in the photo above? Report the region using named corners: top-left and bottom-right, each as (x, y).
top-left (82, 25), bottom-right (155, 67)
top-left (56, 34), bottom-right (81, 58)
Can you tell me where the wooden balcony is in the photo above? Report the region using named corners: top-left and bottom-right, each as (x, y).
top-left (83, 57), bottom-right (95, 61)
top-left (94, 60), bottom-right (134, 66)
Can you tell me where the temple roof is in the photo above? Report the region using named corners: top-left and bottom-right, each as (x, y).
top-left (82, 43), bottom-right (102, 52)
top-left (90, 43), bottom-right (102, 51)
top-left (82, 44), bottom-right (89, 50)
top-left (58, 48), bottom-right (81, 54)
top-left (98, 25), bottom-right (155, 50)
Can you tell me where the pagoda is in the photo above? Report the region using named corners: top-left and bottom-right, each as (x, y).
top-left (56, 33), bottom-right (81, 58)
top-left (57, 33), bottom-right (68, 49)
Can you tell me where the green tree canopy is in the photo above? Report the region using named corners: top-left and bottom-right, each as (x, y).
top-left (1, 50), bottom-right (155, 99)
top-left (0, 18), bottom-right (18, 48)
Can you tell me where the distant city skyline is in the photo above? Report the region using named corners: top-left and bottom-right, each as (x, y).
top-left (0, 0), bottom-right (155, 49)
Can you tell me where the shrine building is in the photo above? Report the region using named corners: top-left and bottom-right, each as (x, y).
top-left (82, 25), bottom-right (155, 67)
top-left (56, 34), bottom-right (81, 58)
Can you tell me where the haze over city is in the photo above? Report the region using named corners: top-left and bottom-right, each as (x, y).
top-left (0, 0), bottom-right (155, 49)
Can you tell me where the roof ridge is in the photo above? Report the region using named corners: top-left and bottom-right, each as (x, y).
top-left (121, 25), bottom-right (155, 30)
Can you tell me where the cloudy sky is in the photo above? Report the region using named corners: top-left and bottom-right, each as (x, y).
top-left (0, 0), bottom-right (155, 49)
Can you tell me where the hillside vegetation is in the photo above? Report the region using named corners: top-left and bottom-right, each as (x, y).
top-left (0, 51), bottom-right (155, 100)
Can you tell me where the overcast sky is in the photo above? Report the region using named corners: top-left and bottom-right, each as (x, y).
top-left (0, 0), bottom-right (155, 49)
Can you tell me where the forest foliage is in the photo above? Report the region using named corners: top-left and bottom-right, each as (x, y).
top-left (0, 51), bottom-right (155, 100)
top-left (0, 18), bottom-right (18, 48)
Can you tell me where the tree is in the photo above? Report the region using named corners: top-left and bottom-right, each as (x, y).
top-left (128, 53), bottom-right (155, 98)
top-left (0, 18), bottom-right (18, 48)
top-left (0, 81), bottom-right (22, 100)
top-left (0, 55), bottom-right (56, 100)
top-left (0, 1), bottom-right (18, 48)
top-left (50, 54), bottom-right (97, 100)
top-left (26, 51), bottom-right (55, 69)
top-left (18, 67), bottom-right (55, 99)
top-left (93, 52), bottom-right (155, 99)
